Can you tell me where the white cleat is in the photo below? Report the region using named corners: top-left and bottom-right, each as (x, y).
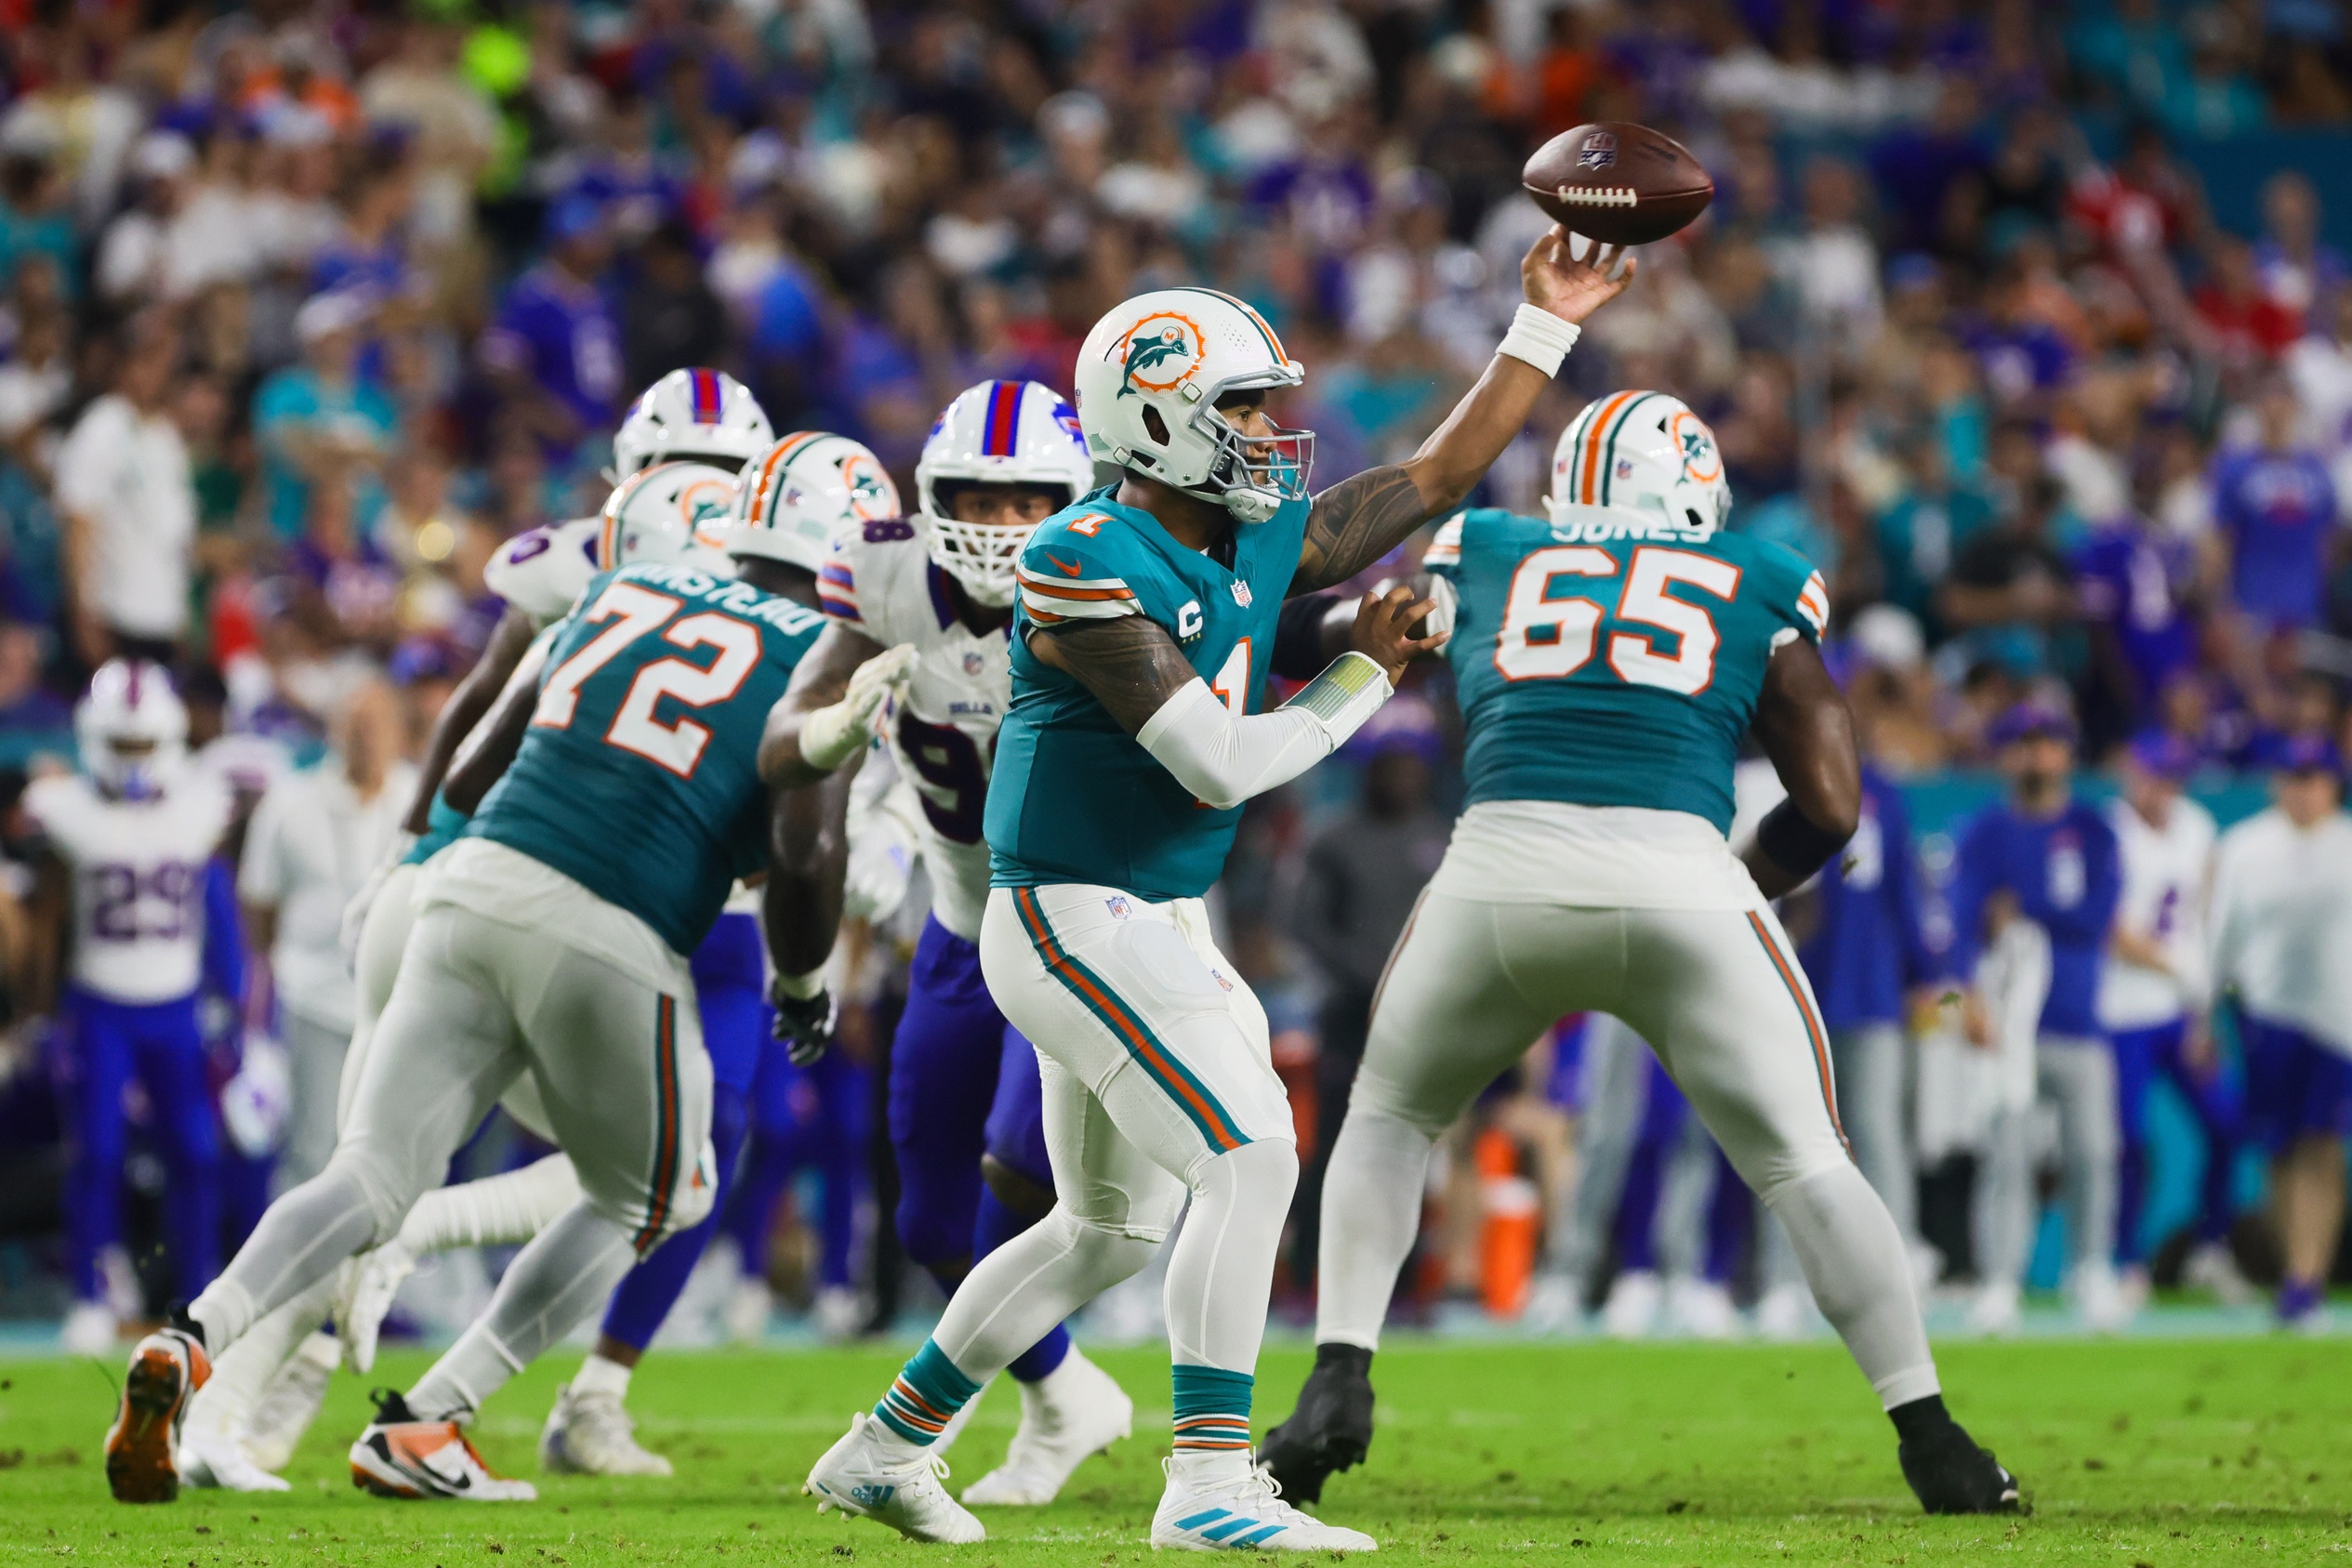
top-left (2184, 1242), bottom-right (2257, 1307)
top-left (805, 1412), bottom-right (985, 1543)
top-left (1600, 1270), bottom-right (1661, 1339)
top-left (1665, 1276), bottom-right (1740, 1339)
top-left (336, 1240), bottom-right (416, 1375)
top-left (2073, 1262), bottom-right (2134, 1335)
top-left (724, 1277), bottom-right (773, 1343)
top-left (813, 1285), bottom-right (865, 1342)
top-left (350, 1391), bottom-right (536, 1501)
top-left (1966, 1280), bottom-right (2022, 1337)
top-left (539, 1381), bottom-right (674, 1477)
top-left (243, 1333), bottom-right (337, 1473)
top-left (62, 1299), bottom-right (120, 1357)
top-left (1150, 1454), bottom-right (1378, 1553)
top-left (962, 1350), bottom-right (1133, 1505)
top-left (1753, 1282), bottom-right (1816, 1341)
top-left (178, 1431), bottom-right (291, 1493)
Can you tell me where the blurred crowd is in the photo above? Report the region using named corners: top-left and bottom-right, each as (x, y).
top-left (2, 0), bottom-right (2351, 1337)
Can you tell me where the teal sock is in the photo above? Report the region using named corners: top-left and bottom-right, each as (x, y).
top-left (874, 1338), bottom-right (984, 1444)
top-left (1171, 1364), bottom-right (1253, 1452)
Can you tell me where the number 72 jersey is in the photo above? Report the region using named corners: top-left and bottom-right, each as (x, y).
top-left (1425, 508), bottom-right (1827, 836)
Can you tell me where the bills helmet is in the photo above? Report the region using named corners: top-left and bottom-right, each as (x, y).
top-left (76, 659), bottom-right (189, 799)
top-left (614, 367), bottom-right (773, 477)
top-left (916, 379), bottom-right (1095, 607)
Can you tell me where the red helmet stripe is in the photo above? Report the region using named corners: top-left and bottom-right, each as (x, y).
top-left (689, 368), bottom-right (722, 426)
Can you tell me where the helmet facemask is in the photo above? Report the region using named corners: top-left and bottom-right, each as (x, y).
top-left (923, 481), bottom-right (1074, 608)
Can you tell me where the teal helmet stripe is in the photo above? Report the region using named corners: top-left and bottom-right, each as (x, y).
top-left (1596, 392), bottom-right (1665, 508)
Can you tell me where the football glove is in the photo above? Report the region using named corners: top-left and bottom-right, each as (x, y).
top-left (770, 976), bottom-right (838, 1067)
top-left (799, 643), bottom-right (917, 771)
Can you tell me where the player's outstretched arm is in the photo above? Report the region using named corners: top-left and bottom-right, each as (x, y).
top-left (1036, 586), bottom-right (1438, 809)
top-left (758, 622), bottom-right (911, 790)
top-left (1290, 230), bottom-right (1634, 596)
top-left (1743, 636), bottom-right (1862, 901)
top-left (762, 761), bottom-right (862, 1062)
top-left (440, 639), bottom-right (548, 816)
top-left (402, 606), bottom-right (538, 835)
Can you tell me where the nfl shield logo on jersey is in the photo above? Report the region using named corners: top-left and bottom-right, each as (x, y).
top-left (1578, 130), bottom-right (1618, 169)
top-left (1231, 581), bottom-right (1253, 608)
top-left (1105, 895), bottom-right (1131, 919)
top-left (963, 651), bottom-right (984, 675)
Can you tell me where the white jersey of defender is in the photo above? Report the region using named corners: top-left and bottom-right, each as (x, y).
top-left (2098, 795), bottom-right (2214, 1032)
top-left (820, 520), bottom-right (1009, 941)
top-left (483, 518), bottom-right (601, 627)
top-left (25, 771), bottom-right (231, 1004)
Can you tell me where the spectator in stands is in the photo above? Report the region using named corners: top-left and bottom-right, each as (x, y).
top-left (2208, 737), bottom-right (2352, 1328)
top-left (237, 677), bottom-right (413, 1189)
top-left (2209, 381), bottom-right (2340, 635)
top-left (52, 312), bottom-right (196, 666)
top-left (479, 195), bottom-right (623, 463)
top-left (254, 290), bottom-right (397, 544)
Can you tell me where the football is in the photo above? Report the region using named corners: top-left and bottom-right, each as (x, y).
top-left (1522, 122), bottom-right (1713, 246)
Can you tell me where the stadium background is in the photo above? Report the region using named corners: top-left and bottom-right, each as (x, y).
top-left (0, 0), bottom-right (2350, 1353)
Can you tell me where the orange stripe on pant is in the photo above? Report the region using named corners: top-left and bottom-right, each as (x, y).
top-left (1745, 910), bottom-right (1849, 1153)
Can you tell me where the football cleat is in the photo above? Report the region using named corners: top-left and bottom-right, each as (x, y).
top-left (63, 1299), bottom-right (121, 1356)
top-left (106, 1326), bottom-right (210, 1503)
top-left (2071, 1261), bottom-right (2133, 1335)
top-left (1259, 1342), bottom-right (1374, 1507)
top-left (178, 1430), bottom-right (290, 1494)
top-left (2183, 1242), bottom-right (2256, 1307)
top-left (539, 1381), bottom-right (673, 1477)
top-left (350, 1390), bottom-right (536, 1501)
top-left (1899, 1420), bottom-right (2024, 1515)
top-left (242, 1332), bottom-right (337, 1473)
top-left (1965, 1279), bottom-right (2022, 1337)
top-left (961, 1349), bottom-right (1132, 1506)
top-left (1601, 1269), bottom-right (1661, 1337)
top-left (1150, 1453), bottom-right (1379, 1553)
top-left (335, 1240), bottom-right (416, 1375)
top-left (804, 1411), bottom-right (985, 1544)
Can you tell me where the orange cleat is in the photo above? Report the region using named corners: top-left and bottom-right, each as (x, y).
top-left (349, 1390), bottom-right (536, 1501)
top-left (105, 1327), bottom-right (210, 1504)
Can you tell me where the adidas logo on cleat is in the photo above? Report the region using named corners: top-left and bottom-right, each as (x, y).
top-left (850, 1482), bottom-right (897, 1508)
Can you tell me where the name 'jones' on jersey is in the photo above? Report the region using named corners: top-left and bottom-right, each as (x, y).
top-left (1425, 509), bottom-right (1828, 833)
top-left (469, 560), bottom-right (826, 955)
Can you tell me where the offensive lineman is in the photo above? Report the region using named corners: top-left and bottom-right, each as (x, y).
top-left (760, 379), bottom-right (1137, 1507)
top-left (801, 230), bottom-right (1632, 1552)
top-left (1261, 393), bottom-right (2021, 1516)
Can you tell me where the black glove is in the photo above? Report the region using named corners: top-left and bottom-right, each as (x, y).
top-left (770, 979), bottom-right (838, 1067)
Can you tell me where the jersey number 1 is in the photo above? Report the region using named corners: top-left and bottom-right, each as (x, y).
top-left (534, 581), bottom-right (761, 777)
top-left (1493, 546), bottom-right (1739, 695)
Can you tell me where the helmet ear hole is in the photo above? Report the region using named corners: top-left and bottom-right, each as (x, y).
top-left (1141, 405), bottom-right (1170, 445)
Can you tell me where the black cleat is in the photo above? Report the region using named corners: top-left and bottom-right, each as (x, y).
top-left (1899, 1420), bottom-right (2024, 1514)
top-left (1259, 1343), bottom-right (1375, 1506)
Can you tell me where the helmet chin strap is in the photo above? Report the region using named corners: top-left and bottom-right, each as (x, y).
top-left (1220, 487), bottom-right (1281, 525)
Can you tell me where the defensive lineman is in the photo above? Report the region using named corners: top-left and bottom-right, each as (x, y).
top-left (105, 459), bottom-right (843, 1506)
top-left (762, 379), bottom-right (1137, 1506)
top-left (802, 229), bottom-right (1633, 1551)
top-left (1262, 393), bottom-right (2021, 1515)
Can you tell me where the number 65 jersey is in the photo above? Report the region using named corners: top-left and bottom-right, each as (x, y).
top-left (23, 771), bottom-right (231, 1004)
top-left (1425, 507), bottom-right (1827, 837)
top-left (818, 518), bottom-right (1011, 942)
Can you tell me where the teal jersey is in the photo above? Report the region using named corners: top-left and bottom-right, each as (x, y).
top-left (987, 486), bottom-right (1308, 901)
top-left (403, 792), bottom-right (469, 866)
top-left (467, 561), bottom-right (825, 954)
top-left (1426, 508), bottom-right (1828, 834)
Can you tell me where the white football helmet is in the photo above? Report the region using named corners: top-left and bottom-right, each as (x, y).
top-left (597, 461), bottom-right (741, 576)
top-left (614, 367), bottom-right (774, 477)
top-left (1072, 287), bottom-right (1312, 524)
top-left (1545, 390), bottom-right (1732, 535)
top-left (76, 658), bottom-right (188, 799)
top-left (917, 379), bottom-right (1096, 607)
top-left (724, 430), bottom-right (902, 573)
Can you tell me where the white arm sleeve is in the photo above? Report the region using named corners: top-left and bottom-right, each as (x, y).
top-left (1136, 652), bottom-right (1393, 811)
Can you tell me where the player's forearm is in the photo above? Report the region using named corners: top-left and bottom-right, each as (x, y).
top-left (763, 764), bottom-right (859, 983)
top-left (1747, 640), bottom-right (1861, 896)
top-left (759, 625), bottom-right (886, 788)
top-left (441, 670), bottom-right (536, 816)
top-left (1138, 656), bottom-right (1391, 810)
top-left (405, 609), bottom-right (535, 833)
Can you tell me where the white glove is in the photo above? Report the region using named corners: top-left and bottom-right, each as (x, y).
top-left (799, 644), bottom-right (918, 771)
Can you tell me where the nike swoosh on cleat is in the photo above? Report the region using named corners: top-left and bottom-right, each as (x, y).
top-left (1043, 554), bottom-right (1084, 576)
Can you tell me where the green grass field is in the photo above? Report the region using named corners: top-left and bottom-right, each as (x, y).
top-left (2, 1337), bottom-right (2346, 1563)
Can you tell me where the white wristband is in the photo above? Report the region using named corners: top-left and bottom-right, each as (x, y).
top-left (799, 699), bottom-right (866, 772)
top-left (1497, 303), bottom-right (1582, 378)
top-left (774, 966), bottom-right (827, 1000)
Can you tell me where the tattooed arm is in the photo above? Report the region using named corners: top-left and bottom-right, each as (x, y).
top-left (1290, 231), bottom-right (1635, 595)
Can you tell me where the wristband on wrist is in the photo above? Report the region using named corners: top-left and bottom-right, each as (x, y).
top-left (773, 966), bottom-right (827, 1001)
top-left (1497, 303), bottom-right (1582, 377)
top-left (1279, 650), bottom-right (1394, 746)
top-left (799, 701), bottom-right (865, 772)
top-left (1754, 797), bottom-right (1853, 884)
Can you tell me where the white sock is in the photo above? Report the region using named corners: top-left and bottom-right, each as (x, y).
top-left (1766, 1162), bottom-right (1941, 1410)
top-left (572, 1352), bottom-right (632, 1399)
top-left (1313, 1107), bottom-right (1434, 1351)
top-left (397, 1154), bottom-right (582, 1254)
top-left (1164, 1140), bottom-right (1297, 1372)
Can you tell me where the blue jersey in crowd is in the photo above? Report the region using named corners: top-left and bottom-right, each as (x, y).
top-left (481, 262), bottom-right (625, 436)
top-left (2209, 446), bottom-right (2337, 627)
top-left (1796, 766), bottom-right (1932, 1032)
top-left (2070, 518), bottom-right (2197, 705)
top-left (1945, 797), bottom-right (2121, 1038)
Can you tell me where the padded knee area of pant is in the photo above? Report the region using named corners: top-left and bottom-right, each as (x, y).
top-left (1345, 1065), bottom-right (1456, 1140)
top-left (324, 1149), bottom-right (423, 1248)
top-left (1193, 1137), bottom-right (1299, 1209)
top-left (1037, 1206), bottom-right (1161, 1290)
